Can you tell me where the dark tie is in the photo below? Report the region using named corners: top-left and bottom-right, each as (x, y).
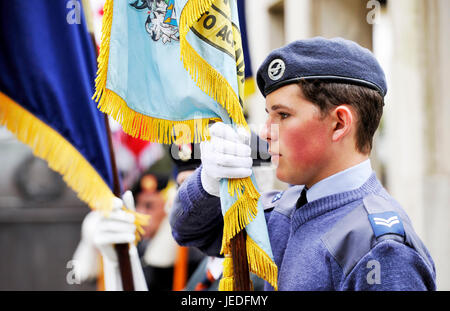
top-left (296, 187), bottom-right (308, 209)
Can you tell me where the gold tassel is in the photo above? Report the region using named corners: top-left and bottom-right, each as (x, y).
top-left (218, 255), bottom-right (234, 291)
top-left (218, 253), bottom-right (256, 291)
top-left (218, 277), bottom-right (234, 291)
top-left (124, 208), bottom-right (151, 243)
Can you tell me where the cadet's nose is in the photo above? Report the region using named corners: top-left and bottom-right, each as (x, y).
top-left (259, 122), bottom-right (269, 142)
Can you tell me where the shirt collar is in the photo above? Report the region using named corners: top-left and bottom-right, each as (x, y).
top-left (306, 159), bottom-right (373, 203)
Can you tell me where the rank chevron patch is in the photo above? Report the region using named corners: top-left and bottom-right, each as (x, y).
top-left (368, 211), bottom-right (405, 238)
top-left (373, 215), bottom-right (400, 228)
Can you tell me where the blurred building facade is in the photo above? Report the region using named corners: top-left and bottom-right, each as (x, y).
top-left (245, 0), bottom-right (450, 290)
top-left (0, 128), bottom-right (94, 290)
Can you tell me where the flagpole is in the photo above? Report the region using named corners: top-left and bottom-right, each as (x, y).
top-left (81, 0), bottom-right (136, 290)
top-left (103, 114), bottom-right (135, 291)
top-left (231, 230), bottom-right (251, 290)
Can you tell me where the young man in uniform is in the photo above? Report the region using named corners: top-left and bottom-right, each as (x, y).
top-left (91, 37), bottom-right (436, 290)
top-left (169, 37), bottom-right (436, 290)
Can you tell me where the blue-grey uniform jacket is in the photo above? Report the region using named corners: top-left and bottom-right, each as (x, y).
top-left (170, 167), bottom-right (436, 291)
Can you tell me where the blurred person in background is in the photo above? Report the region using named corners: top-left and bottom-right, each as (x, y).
top-left (130, 169), bottom-right (178, 291)
top-left (72, 154), bottom-right (201, 291)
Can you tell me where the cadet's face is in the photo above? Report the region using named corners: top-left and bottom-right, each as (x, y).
top-left (260, 84), bottom-right (333, 186)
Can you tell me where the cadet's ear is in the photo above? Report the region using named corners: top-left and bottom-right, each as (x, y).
top-left (331, 105), bottom-right (354, 142)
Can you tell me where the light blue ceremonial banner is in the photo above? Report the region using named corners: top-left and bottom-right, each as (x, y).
top-left (106, 0), bottom-right (230, 122)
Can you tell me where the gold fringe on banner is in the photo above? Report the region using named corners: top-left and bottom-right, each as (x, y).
top-left (97, 89), bottom-right (217, 144)
top-left (220, 178), bottom-right (259, 254)
top-left (92, 0), bottom-right (113, 105)
top-left (179, 38), bottom-right (248, 128)
top-left (93, 0), bottom-right (218, 144)
top-left (178, 0), bottom-right (215, 33)
top-left (0, 92), bottom-right (114, 212)
top-left (246, 235), bottom-right (278, 290)
top-left (0, 92), bottom-right (149, 241)
top-left (178, 0), bottom-right (248, 128)
top-left (218, 236), bottom-right (278, 291)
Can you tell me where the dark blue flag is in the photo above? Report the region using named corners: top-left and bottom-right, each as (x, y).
top-left (0, 0), bottom-right (116, 211)
top-left (237, 0), bottom-right (256, 99)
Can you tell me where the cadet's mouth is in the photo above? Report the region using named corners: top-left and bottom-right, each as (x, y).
top-left (268, 149), bottom-right (281, 157)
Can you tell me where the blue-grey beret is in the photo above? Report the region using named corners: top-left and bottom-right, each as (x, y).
top-left (256, 37), bottom-right (387, 97)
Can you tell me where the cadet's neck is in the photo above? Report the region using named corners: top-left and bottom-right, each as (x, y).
top-left (305, 152), bottom-right (370, 189)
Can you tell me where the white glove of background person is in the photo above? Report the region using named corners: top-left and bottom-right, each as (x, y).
top-left (200, 122), bottom-right (253, 197)
top-left (93, 190), bottom-right (148, 291)
top-left (71, 211), bottom-right (103, 283)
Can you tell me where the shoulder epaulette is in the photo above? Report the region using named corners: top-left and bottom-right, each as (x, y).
top-left (321, 193), bottom-right (433, 276)
top-left (363, 194), bottom-right (405, 240)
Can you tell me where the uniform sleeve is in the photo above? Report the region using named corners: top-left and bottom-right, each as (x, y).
top-left (169, 166), bottom-right (224, 256)
top-left (340, 239), bottom-right (436, 291)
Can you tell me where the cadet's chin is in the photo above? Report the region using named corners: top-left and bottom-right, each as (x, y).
top-left (276, 170), bottom-right (291, 184)
top-left (274, 157), bottom-right (289, 183)
top-left (275, 160), bottom-right (305, 186)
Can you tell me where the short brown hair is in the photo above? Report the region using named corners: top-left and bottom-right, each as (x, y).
top-left (298, 80), bottom-right (384, 154)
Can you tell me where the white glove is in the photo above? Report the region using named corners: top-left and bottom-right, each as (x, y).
top-left (200, 122), bottom-right (253, 197)
top-left (71, 211), bottom-right (103, 283)
top-left (92, 190), bottom-right (148, 291)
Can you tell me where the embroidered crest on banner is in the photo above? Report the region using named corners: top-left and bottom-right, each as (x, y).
top-left (130, 0), bottom-right (179, 43)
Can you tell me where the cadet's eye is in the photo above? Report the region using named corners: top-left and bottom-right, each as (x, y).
top-left (279, 112), bottom-right (289, 119)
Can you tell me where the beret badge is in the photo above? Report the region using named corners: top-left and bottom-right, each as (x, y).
top-left (268, 58), bottom-right (285, 81)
